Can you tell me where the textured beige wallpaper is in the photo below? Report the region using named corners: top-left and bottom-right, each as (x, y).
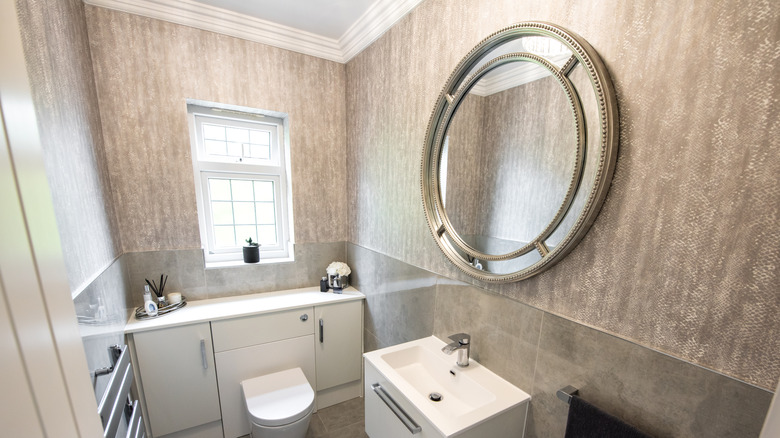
top-left (346, 0), bottom-right (780, 389)
top-left (17, 0), bottom-right (121, 292)
top-left (85, 7), bottom-right (348, 251)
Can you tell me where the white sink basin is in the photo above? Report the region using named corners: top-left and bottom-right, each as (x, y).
top-left (381, 344), bottom-right (496, 416)
top-left (364, 336), bottom-right (530, 437)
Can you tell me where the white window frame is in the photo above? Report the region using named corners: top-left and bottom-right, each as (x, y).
top-left (187, 103), bottom-right (294, 264)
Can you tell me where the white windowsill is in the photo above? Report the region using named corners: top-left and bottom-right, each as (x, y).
top-left (205, 255), bottom-right (295, 269)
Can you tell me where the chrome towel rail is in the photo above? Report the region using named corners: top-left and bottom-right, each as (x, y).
top-left (96, 345), bottom-right (145, 438)
top-left (557, 385), bottom-right (580, 405)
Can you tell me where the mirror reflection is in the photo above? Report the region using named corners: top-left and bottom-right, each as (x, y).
top-left (441, 58), bottom-right (578, 272)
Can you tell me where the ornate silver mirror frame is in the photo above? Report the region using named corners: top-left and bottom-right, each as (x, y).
top-left (421, 22), bottom-right (619, 282)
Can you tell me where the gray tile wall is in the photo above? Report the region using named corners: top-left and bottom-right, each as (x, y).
top-left (348, 244), bottom-right (438, 352)
top-left (348, 243), bottom-right (773, 438)
top-left (72, 257), bottom-right (132, 401)
top-left (123, 242), bottom-right (347, 306)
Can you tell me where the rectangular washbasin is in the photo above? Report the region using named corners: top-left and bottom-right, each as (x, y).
top-left (364, 336), bottom-right (530, 437)
top-left (380, 345), bottom-right (496, 416)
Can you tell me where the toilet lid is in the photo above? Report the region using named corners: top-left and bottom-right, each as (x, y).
top-left (241, 368), bottom-right (315, 427)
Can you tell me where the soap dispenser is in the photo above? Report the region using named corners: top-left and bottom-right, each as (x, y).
top-left (144, 285), bottom-right (158, 316)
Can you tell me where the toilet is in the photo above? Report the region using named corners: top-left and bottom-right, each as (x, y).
top-left (240, 367), bottom-right (315, 438)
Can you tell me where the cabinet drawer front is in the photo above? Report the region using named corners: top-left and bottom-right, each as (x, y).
top-left (365, 360), bottom-right (435, 438)
top-left (212, 307), bottom-right (314, 352)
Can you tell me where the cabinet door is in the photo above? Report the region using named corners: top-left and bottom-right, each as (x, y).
top-left (315, 300), bottom-right (362, 390)
top-left (132, 323), bottom-right (221, 437)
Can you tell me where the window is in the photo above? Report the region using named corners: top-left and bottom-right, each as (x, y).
top-left (188, 103), bottom-right (293, 263)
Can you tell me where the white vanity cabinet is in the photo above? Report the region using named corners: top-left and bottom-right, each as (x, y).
top-left (125, 288), bottom-right (364, 438)
top-left (130, 322), bottom-right (221, 437)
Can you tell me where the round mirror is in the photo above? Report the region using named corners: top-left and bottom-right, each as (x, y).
top-left (421, 22), bottom-right (618, 282)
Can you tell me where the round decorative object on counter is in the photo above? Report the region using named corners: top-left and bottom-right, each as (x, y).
top-left (135, 295), bottom-right (187, 319)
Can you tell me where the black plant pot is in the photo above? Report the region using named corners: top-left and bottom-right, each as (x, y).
top-left (242, 245), bottom-right (260, 263)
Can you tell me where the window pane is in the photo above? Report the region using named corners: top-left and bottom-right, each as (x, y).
top-left (211, 201), bottom-right (234, 225)
top-left (209, 179), bottom-right (232, 201)
top-left (257, 225), bottom-right (277, 245)
top-left (203, 124), bottom-right (225, 140)
top-left (205, 139), bottom-right (227, 156)
top-left (226, 127), bottom-right (249, 143)
top-left (250, 130), bottom-right (270, 145)
top-left (233, 202), bottom-right (256, 224)
top-left (256, 202), bottom-right (275, 224)
top-left (248, 144), bottom-right (270, 160)
top-left (231, 179), bottom-right (254, 201)
top-left (254, 181), bottom-right (274, 202)
top-left (235, 225), bottom-right (257, 245)
top-left (214, 225), bottom-right (236, 247)
top-left (226, 142), bottom-right (242, 157)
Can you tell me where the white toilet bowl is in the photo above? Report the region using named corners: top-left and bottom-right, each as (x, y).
top-left (241, 367), bottom-right (314, 438)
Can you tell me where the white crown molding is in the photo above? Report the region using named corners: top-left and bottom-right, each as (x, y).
top-left (339, 0), bottom-right (424, 62)
top-left (83, 0), bottom-right (344, 61)
top-left (83, 0), bottom-right (424, 63)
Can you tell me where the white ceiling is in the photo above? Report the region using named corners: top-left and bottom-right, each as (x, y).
top-left (84, 0), bottom-right (424, 63)
top-left (191, 0), bottom-right (376, 40)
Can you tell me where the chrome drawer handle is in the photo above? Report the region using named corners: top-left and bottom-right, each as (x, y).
top-left (200, 339), bottom-right (208, 370)
top-left (300, 313), bottom-right (308, 321)
top-left (371, 383), bottom-right (421, 434)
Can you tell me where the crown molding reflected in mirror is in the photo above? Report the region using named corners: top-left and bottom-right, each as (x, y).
top-left (421, 22), bottom-right (619, 282)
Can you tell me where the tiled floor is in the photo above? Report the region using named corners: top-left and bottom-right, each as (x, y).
top-left (306, 396), bottom-right (368, 438)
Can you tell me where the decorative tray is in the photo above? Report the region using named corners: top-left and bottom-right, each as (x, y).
top-left (135, 296), bottom-right (187, 320)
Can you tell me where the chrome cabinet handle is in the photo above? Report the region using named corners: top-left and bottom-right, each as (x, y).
top-left (319, 318), bottom-right (324, 343)
top-left (371, 383), bottom-right (421, 434)
top-left (300, 313), bottom-right (308, 321)
top-left (200, 339), bottom-right (208, 370)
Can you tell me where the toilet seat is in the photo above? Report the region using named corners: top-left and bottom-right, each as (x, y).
top-left (241, 368), bottom-right (314, 428)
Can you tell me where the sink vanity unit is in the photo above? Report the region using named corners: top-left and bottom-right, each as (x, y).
top-left (125, 287), bottom-right (364, 438)
top-left (364, 337), bottom-right (530, 438)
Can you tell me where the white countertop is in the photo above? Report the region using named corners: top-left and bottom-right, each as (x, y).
top-left (125, 286), bottom-right (364, 334)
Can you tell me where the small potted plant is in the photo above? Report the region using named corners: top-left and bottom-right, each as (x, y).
top-left (243, 237), bottom-right (260, 263)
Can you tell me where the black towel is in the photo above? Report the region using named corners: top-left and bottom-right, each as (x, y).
top-left (564, 395), bottom-right (651, 438)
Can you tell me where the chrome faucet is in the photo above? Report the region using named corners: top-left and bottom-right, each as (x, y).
top-left (442, 333), bottom-right (471, 367)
